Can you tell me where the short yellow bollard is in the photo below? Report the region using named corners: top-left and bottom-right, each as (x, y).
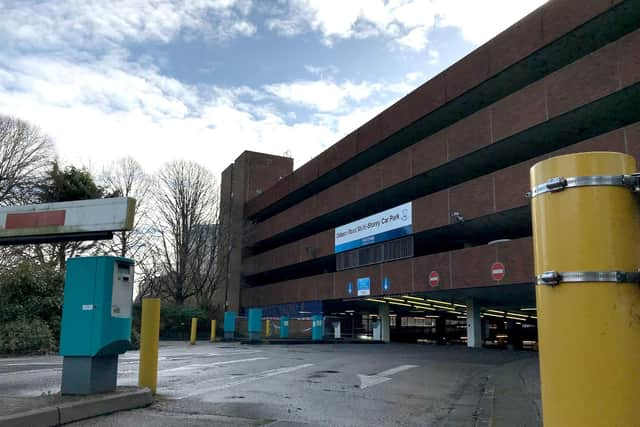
top-left (138, 298), bottom-right (160, 394)
top-left (210, 319), bottom-right (216, 342)
top-left (530, 152), bottom-right (640, 426)
top-left (265, 319), bottom-right (271, 337)
top-left (190, 318), bottom-right (197, 345)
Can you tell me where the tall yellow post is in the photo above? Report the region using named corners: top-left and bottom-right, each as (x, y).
top-left (265, 319), bottom-right (271, 337)
top-left (210, 319), bottom-right (216, 342)
top-left (190, 318), bottom-right (197, 345)
top-left (138, 298), bottom-right (160, 394)
top-left (530, 152), bottom-right (640, 426)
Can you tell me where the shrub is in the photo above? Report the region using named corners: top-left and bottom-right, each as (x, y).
top-left (0, 262), bottom-right (63, 354)
top-left (160, 304), bottom-right (208, 340)
top-left (130, 301), bottom-right (211, 342)
top-left (129, 328), bottom-right (140, 350)
top-left (0, 319), bottom-right (55, 354)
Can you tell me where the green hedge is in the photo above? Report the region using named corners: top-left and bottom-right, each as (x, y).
top-left (131, 302), bottom-right (210, 341)
top-left (0, 262), bottom-right (63, 354)
top-left (0, 319), bottom-right (55, 354)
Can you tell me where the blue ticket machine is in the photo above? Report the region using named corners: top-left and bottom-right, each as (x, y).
top-left (311, 315), bottom-right (324, 341)
top-left (280, 316), bottom-right (289, 339)
top-left (247, 308), bottom-right (262, 343)
top-left (59, 256), bottom-right (135, 395)
top-left (223, 311), bottom-right (236, 340)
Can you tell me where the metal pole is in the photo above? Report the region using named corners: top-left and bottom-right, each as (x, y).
top-left (530, 152), bottom-right (640, 426)
top-left (210, 319), bottom-right (216, 342)
top-left (190, 318), bottom-right (197, 345)
top-left (138, 298), bottom-right (160, 394)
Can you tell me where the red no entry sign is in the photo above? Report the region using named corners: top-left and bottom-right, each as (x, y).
top-left (428, 271), bottom-right (440, 287)
top-left (491, 262), bottom-right (506, 281)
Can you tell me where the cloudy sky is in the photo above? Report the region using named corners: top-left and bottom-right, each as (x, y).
top-left (0, 0), bottom-right (546, 177)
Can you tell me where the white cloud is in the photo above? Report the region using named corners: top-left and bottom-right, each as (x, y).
top-left (405, 71), bottom-right (426, 83)
top-left (397, 27), bottom-right (429, 50)
top-left (428, 49), bottom-right (440, 65)
top-left (268, 0), bottom-right (547, 49)
top-left (0, 0), bottom-right (255, 49)
top-left (304, 64), bottom-right (339, 77)
top-left (264, 80), bottom-right (382, 112)
top-left (0, 0), bottom-right (443, 178)
top-left (433, 1), bottom-right (545, 45)
top-left (0, 52), bottom-right (418, 176)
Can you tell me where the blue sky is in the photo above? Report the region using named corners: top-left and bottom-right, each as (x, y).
top-left (0, 0), bottom-right (546, 177)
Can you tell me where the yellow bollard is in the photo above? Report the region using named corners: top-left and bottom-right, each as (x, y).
top-left (138, 298), bottom-right (160, 394)
top-left (530, 152), bottom-right (640, 426)
top-left (190, 318), bottom-right (197, 345)
top-left (210, 319), bottom-right (216, 342)
top-left (265, 319), bottom-right (271, 337)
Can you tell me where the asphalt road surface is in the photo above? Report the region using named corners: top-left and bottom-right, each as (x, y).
top-left (0, 342), bottom-right (538, 426)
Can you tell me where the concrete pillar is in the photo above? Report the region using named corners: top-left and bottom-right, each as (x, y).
top-left (435, 316), bottom-right (446, 345)
top-left (378, 304), bottom-right (390, 343)
top-left (466, 299), bottom-right (482, 348)
top-left (482, 317), bottom-right (490, 339)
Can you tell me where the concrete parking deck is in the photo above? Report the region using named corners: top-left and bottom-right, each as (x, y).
top-left (0, 342), bottom-right (540, 426)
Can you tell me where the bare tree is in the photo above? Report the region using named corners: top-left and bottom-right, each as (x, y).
top-left (153, 160), bottom-right (221, 305)
top-left (0, 115), bottom-right (54, 206)
top-left (98, 157), bottom-right (152, 259)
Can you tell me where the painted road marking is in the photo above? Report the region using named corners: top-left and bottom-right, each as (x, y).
top-left (358, 364), bottom-right (419, 389)
top-left (177, 363), bottom-right (314, 399)
top-left (5, 362), bottom-right (62, 366)
top-left (377, 365), bottom-right (419, 377)
top-left (0, 368), bottom-right (62, 376)
top-left (160, 357), bottom-right (268, 373)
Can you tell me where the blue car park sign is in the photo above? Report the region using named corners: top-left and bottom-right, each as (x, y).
top-left (383, 277), bottom-right (391, 292)
top-left (357, 277), bottom-right (371, 296)
top-left (334, 202), bottom-right (412, 253)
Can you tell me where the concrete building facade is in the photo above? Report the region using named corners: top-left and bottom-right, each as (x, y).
top-left (215, 0), bottom-right (640, 346)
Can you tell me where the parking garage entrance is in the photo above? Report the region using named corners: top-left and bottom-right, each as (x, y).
top-left (320, 283), bottom-right (538, 349)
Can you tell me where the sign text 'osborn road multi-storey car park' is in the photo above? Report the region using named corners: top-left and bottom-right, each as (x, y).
top-left (334, 202), bottom-right (412, 253)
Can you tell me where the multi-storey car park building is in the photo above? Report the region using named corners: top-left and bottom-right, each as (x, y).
top-left (214, 0), bottom-right (640, 348)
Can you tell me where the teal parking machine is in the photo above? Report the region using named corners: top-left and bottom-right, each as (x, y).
top-left (59, 256), bottom-right (135, 395)
top-left (247, 308), bottom-right (262, 343)
top-left (280, 316), bottom-right (289, 339)
top-left (311, 315), bottom-right (324, 341)
top-left (223, 311), bottom-right (236, 340)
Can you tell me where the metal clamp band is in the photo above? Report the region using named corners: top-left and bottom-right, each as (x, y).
top-left (536, 270), bottom-right (640, 286)
top-left (529, 173), bottom-right (640, 198)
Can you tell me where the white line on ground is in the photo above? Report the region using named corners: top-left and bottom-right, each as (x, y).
top-left (5, 362), bottom-right (61, 366)
top-left (176, 363), bottom-right (314, 399)
top-left (160, 357), bottom-right (268, 373)
top-left (0, 368), bottom-right (62, 376)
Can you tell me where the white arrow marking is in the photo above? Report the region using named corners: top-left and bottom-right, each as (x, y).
top-left (358, 364), bottom-right (419, 389)
top-left (358, 374), bottom-right (392, 389)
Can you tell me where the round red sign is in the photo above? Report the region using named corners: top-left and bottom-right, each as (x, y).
top-left (491, 262), bottom-right (506, 281)
top-left (428, 271), bottom-right (440, 287)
